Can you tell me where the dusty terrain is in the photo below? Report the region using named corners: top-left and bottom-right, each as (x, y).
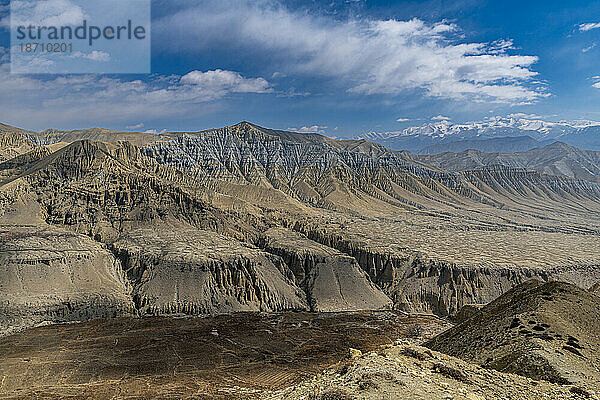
top-left (1, 121), bottom-right (600, 397)
top-left (0, 311), bottom-right (447, 399)
top-left (273, 340), bottom-right (596, 400)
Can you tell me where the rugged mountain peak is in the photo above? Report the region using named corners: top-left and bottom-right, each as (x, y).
top-left (2, 120), bottom-right (600, 335)
top-left (544, 141), bottom-right (572, 150)
top-left (0, 122), bottom-right (32, 133)
top-left (230, 120), bottom-right (266, 132)
top-left (21, 140), bottom-right (140, 180)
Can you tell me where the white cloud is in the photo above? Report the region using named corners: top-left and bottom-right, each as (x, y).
top-left (593, 82), bottom-right (600, 89)
top-left (7, 0), bottom-right (86, 27)
top-left (180, 69), bottom-right (272, 94)
top-left (275, 87), bottom-right (311, 97)
top-left (583, 43), bottom-right (596, 53)
top-left (592, 76), bottom-right (600, 89)
top-left (288, 125), bottom-right (327, 134)
top-left (69, 51), bottom-right (111, 62)
top-left (0, 47), bottom-right (8, 64)
top-left (126, 123), bottom-right (144, 130)
top-left (431, 115), bottom-right (451, 121)
top-left (396, 118), bottom-right (412, 122)
top-left (0, 63), bottom-right (272, 127)
top-left (144, 128), bottom-right (167, 134)
top-left (579, 22), bottom-right (600, 32)
top-left (507, 112), bottom-right (543, 119)
top-left (153, 1), bottom-right (545, 104)
top-left (0, 4), bottom-right (8, 26)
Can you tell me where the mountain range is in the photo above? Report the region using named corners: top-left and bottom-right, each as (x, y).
top-left (2, 120), bottom-right (600, 335)
top-left (414, 141), bottom-right (600, 183)
top-left (354, 116), bottom-right (600, 153)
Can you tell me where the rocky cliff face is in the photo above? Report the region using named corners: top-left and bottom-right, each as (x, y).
top-left (0, 226), bottom-right (135, 335)
top-left (290, 215), bottom-right (600, 316)
top-left (138, 123), bottom-right (435, 193)
top-left (289, 223), bottom-right (552, 315)
top-left (111, 227), bottom-right (308, 315)
top-left (0, 124), bottom-right (37, 162)
top-left (257, 227), bottom-right (392, 312)
top-left (1, 140), bottom-right (257, 242)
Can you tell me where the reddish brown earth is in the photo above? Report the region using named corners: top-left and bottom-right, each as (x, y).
top-left (0, 311), bottom-right (448, 399)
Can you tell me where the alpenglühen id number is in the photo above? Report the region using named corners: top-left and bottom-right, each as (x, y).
top-left (20, 43), bottom-right (73, 53)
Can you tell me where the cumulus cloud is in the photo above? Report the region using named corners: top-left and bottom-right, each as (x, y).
top-left (579, 22), bottom-right (600, 32)
top-left (180, 69), bottom-right (271, 94)
top-left (396, 118), bottom-right (412, 122)
top-left (431, 115), bottom-right (451, 121)
top-left (153, 1), bottom-right (545, 104)
top-left (0, 62), bottom-right (272, 127)
top-left (126, 123), bottom-right (144, 130)
top-left (288, 125), bottom-right (327, 134)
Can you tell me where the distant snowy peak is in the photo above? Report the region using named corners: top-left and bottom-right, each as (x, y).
top-left (350, 117), bottom-right (600, 152)
top-left (354, 117), bottom-right (600, 141)
top-left (567, 120), bottom-right (600, 129)
top-left (354, 131), bottom-right (404, 141)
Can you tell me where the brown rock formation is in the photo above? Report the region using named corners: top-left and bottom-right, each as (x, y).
top-left (1, 121), bottom-right (600, 324)
top-left (0, 226), bottom-right (135, 335)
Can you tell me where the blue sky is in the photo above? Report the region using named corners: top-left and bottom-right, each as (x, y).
top-left (9, 0), bottom-right (150, 74)
top-left (1, 0), bottom-right (600, 136)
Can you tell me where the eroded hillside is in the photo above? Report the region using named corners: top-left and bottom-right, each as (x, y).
top-left (2, 121), bottom-right (600, 333)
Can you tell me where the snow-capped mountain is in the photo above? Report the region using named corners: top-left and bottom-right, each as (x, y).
top-left (352, 117), bottom-right (600, 152)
